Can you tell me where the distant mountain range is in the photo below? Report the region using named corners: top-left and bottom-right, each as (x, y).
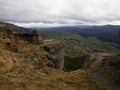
top-left (1, 22), bottom-right (120, 45)
top-left (33, 25), bottom-right (120, 45)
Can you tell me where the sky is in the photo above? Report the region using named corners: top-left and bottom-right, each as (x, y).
top-left (0, 0), bottom-right (120, 27)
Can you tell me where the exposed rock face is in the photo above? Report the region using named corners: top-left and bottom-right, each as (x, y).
top-left (43, 40), bottom-right (65, 70)
top-left (87, 53), bottom-right (120, 90)
top-left (6, 42), bottom-right (19, 52)
top-left (0, 25), bottom-right (42, 44)
top-left (15, 30), bottom-right (43, 44)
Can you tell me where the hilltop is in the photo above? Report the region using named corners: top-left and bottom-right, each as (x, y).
top-left (0, 22), bottom-right (30, 33)
top-left (35, 25), bottom-right (120, 45)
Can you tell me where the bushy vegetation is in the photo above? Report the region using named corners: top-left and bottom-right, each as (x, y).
top-left (64, 55), bottom-right (88, 71)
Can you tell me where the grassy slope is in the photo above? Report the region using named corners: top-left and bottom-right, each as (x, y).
top-left (0, 30), bottom-right (102, 90)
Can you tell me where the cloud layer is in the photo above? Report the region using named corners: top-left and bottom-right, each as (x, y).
top-left (0, 0), bottom-right (120, 27)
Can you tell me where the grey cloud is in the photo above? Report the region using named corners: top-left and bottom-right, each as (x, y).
top-left (0, 0), bottom-right (120, 27)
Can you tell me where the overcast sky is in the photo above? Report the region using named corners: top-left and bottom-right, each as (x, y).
top-left (0, 0), bottom-right (120, 27)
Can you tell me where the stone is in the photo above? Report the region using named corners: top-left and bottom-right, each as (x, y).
top-left (43, 40), bottom-right (65, 70)
top-left (15, 30), bottom-right (43, 44)
top-left (88, 53), bottom-right (120, 90)
top-left (6, 42), bottom-right (19, 52)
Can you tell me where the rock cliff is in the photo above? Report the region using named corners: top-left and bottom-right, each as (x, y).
top-left (0, 23), bottom-right (65, 70)
top-left (87, 53), bottom-right (120, 90)
top-left (43, 40), bottom-right (65, 70)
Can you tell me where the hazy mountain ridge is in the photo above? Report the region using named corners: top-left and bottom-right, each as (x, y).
top-left (35, 25), bottom-right (120, 45)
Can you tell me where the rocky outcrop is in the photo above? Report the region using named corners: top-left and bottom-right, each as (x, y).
top-left (15, 30), bottom-right (43, 44)
top-left (0, 22), bottom-right (65, 70)
top-left (43, 40), bottom-right (65, 70)
top-left (6, 42), bottom-right (19, 52)
top-left (87, 53), bottom-right (120, 90)
top-left (0, 24), bottom-right (42, 45)
top-left (14, 31), bottom-right (65, 70)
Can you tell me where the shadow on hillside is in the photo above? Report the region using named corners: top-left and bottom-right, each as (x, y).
top-left (64, 55), bottom-right (89, 71)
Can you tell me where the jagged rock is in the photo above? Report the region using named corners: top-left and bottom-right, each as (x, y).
top-left (0, 22), bottom-right (65, 71)
top-left (87, 53), bottom-right (120, 90)
top-left (43, 40), bottom-right (65, 70)
top-left (15, 30), bottom-right (43, 44)
top-left (6, 42), bottom-right (19, 52)
top-left (0, 24), bottom-right (43, 45)
top-left (0, 25), bottom-right (16, 39)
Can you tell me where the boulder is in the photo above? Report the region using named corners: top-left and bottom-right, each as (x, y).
top-left (6, 42), bottom-right (19, 52)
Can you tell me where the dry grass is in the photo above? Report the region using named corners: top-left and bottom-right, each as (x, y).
top-left (0, 32), bottom-right (102, 90)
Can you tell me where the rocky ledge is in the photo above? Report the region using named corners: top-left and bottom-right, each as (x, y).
top-left (43, 39), bottom-right (65, 70)
top-left (87, 53), bottom-right (120, 90)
